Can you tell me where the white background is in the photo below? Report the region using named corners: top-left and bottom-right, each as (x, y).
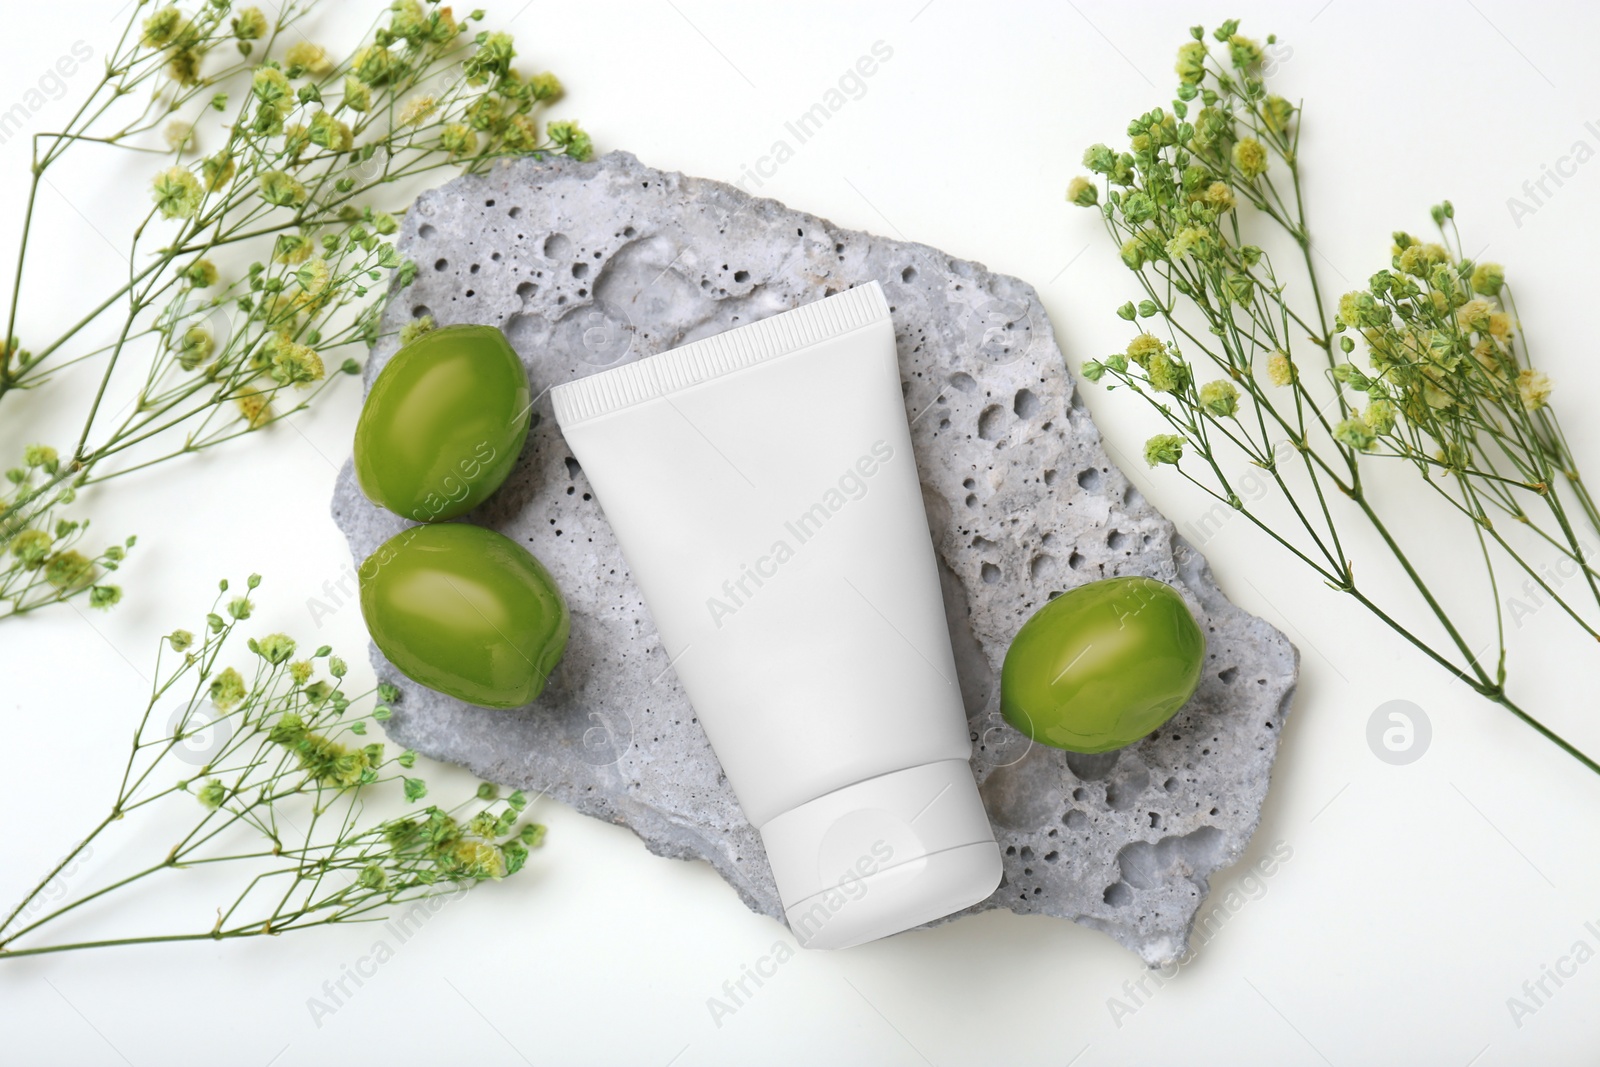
top-left (4, 1), bottom-right (1600, 1064)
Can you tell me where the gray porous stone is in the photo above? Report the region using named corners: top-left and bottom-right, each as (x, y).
top-left (330, 151), bottom-right (1300, 967)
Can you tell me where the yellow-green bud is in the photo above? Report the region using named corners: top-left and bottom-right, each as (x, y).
top-left (1126, 333), bottom-right (1165, 367)
top-left (1470, 262), bottom-right (1504, 297)
top-left (10, 528), bottom-right (52, 566)
top-left (1231, 138), bottom-right (1268, 180)
top-left (1199, 379), bottom-right (1239, 417)
top-left (177, 325), bottom-right (213, 371)
top-left (201, 152), bottom-right (236, 192)
top-left (351, 44), bottom-right (398, 86)
top-left (165, 120), bottom-right (195, 154)
top-left (182, 259), bottom-right (218, 287)
top-left (1365, 399), bottom-right (1396, 435)
top-left (259, 170), bottom-right (307, 208)
top-left (1202, 181), bottom-right (1235, 213)
top-left (398, 94), bottom-right (439, 127)
top-left (1147, 349), bottom-right (1186, 393)
top-left (165, 50), bottom-right (201, 87)
top-left (1457, 298), bottom-right (1493, 333)
top-left (151, 166), bottom-right (203, 219)
top-left (1120, 237), bottom-right (1147, 270)
top-left (1166, 226), bottom-right (1209, 261)
top-left (1144, 434), bottom-right (1185, 466)
top-left (269, 340), bottom-right (325, 386)
top-left (284, 41), bottom-right (332, 77)
top-left (1267, 350), bottom-right (1294, 387)
top-left (1517, 368), bottom-right (1551, 411)
top-left (1227, 34), bottom-right (1263, 69)
top-left (399, 316), bottom-right (435, 346)
top-left (343, 76), bottom-right (372, 112)
top-left (547, 120), bottom-right (592, 161)
top-left (529, 72), bottom-right (563, 102)
top-left (142, 6), bottom-right (185, 48)
top-left (308, 111), bottom-right (353, 152)
top-left (440, 123), bottom-right (478, 158)
top-left (232, 7), bottom-right (268, 40)
top-left (1175, 41), bottom-right (1207, 85)
top-left (252, 66), bottom-right (292, 107)
top-left (1261, 95), bottom-right (1294, 134)
top-left (209, 666), bottom-right (248, 709)
top-left (197, 778), bottom-right (227, 809)
top-left (1333, 415), bottom-right (1376, 451)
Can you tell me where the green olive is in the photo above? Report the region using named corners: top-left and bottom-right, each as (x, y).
top-left (359, 523), bottom-right (569, 709)
top-left (353, 324), bottom-right (530, 523)
top-left (1001, 576), bottom-right (1204, 753)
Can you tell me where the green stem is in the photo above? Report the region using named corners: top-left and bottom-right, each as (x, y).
top-left (1354, 493), bottom-right (1492, 684)
top-left (0, 931), bottom-right (244, 959)
top-left (0, 812), bottom-right (116, 942)
top-left (1340, 583), bottom-right (1598, 775)
top-left (1494, 693), bottom-right (1600, 776)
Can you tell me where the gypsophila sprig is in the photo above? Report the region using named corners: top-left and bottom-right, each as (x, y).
top-left (0, 0), bottom-right (595, 620)
top-left (0, 577), bottom-right (545, 961)
top-left (0, 444), bottom-right (132, 615)
top-left (1071, 20), bottom-right (1600, 778)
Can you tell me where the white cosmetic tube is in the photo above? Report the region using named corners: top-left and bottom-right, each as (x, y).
top-left (552, 282), bottom-right (1000, 948)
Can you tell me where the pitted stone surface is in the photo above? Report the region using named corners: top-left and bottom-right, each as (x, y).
top-left (330, 151), bottom-right (1299, 966)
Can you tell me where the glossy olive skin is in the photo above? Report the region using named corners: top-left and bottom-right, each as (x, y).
top-left (354, 324), bottom-right (530, 523)
top-left (1001, 576), bottom-right (1204, 753)
top-left (359, 523), bottom-right (569, 709)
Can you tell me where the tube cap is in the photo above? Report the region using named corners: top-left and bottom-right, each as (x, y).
top-left (759, 759), bottom-right (1001, 950)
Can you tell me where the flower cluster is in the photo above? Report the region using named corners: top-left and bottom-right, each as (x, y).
top-left (1325, 211), bottom-right (1552, 485)
top-left (0, 0), bottom-right (594, 621)
top-left (138, 1), bottom-right (590, 435)
top-left (0, 577), bottom-right (545, 959)
top-left (1070, 21), bottom-right (1303, 476)
top-left (383, 788), bottom-right (544, 886)
top-left (1065, 20), bottom-right (1600, 780)
top-left (1, 444), bottom-right (132, 616)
